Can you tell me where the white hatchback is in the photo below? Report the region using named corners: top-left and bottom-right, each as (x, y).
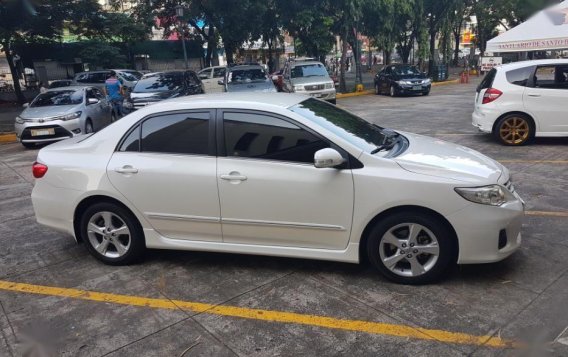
top-left (473, 59), bottom-right (568, 145)
top-left (32, 93), bottom-right (524, 284)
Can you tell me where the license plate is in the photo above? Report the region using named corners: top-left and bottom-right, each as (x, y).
top-left (30, 128), bottom-right (55, 136)
top-left (412, 85), bottom-right (421, 90)
top-left (310, 93), bottom-right (323, 98)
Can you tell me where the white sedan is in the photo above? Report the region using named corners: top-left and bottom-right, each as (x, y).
top-left (31, 93), bottom-right (524, 284)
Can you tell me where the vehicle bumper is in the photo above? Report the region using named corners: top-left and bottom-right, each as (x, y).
top-left (31, 180), bottom-right (79, 239)
top-left (297, 88), bottom-right (336, 101)
top-left (472, 106), bottom-right (500, 134)
top-left (15, 119), bottom-right (81, 143)
top-left (396, 83), bottom-right (431, 94)
top-left (446, 199), bottom-right (524, 264)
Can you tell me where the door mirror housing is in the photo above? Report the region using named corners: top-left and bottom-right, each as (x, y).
top-left (22, 103), bottom-right (29, 108)
top-left (87, 98), bottom-right (99, 105)
top-left (314, 148), bottom-right (345, 168)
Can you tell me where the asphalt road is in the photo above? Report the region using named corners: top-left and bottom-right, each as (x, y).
top-left (1, 81), bottom-right (568, 356)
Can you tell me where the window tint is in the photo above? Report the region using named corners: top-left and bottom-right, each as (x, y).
top-left (477, 68), bottom-right (496, 92)
top-left (534, 66), bottom-right (568, 89)
top-left (119, 125), bottom-right (141, 152)
top-left (141, 112), bottom-right (209, 154)
top-left (223, 112), bottom-right (329, 164)
top-left (506, 66), bottom-right (535, 87)
top-left (76, 74), bottom-right (89, 83)
top-left (188, 72), bottom-right (200, 85)
top-left (213, 67), bottom-right (226, 78)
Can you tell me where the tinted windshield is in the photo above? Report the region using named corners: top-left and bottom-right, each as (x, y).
top-left (119, 71), bottom-right (142, 81)
top-left (290, 98), bottom-right (388, 152)
top-left (133, 74), bottom-right (184, 92)
top-left (227, 68), bottom-right (267, 84)
top-left (393, 66), bottom-right (421, 76)
top-left (291, 64), bottom-right (328, 78)
top-left (31, 90), bottom-right (83, 107)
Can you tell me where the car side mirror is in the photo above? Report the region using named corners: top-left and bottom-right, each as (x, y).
top-left (218, 79), bottom-right (224, 85)
top-left (87, 98), bottom-right (99, 105)
top-left (314, 148), bottom-right (345, 168)
top-left (22, 103), bottom-right (29, 108)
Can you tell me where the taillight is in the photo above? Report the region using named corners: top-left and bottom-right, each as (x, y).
top-left (482, 88), bottom-right (503, 104)
top-left (32, 162), bottom-right (48, 178)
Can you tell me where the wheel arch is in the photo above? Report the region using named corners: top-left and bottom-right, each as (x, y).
top-left (491, 111), bottom-right (537, 135)
top-left (358, 205), bottom-right (459, 264)
top-left (73, 194), bottom-right (142, 243)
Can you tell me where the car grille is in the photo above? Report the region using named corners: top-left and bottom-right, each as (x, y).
top-left (304, 84), bottom-right (325, 91)
top-left (20, 125), bottom-right (72, 141)
top-left (409, 80), bottom-right (424, 84)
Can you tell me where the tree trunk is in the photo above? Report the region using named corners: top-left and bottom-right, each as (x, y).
top-left (428, 31), bottom-right (436, 75)
top-left (267, 40), bottom-right (274, 73)
top-left (3, 41), bottom-right (26, 103)
top-left (339, 29), bottom-right (348, 93)
top-left (205, 27), bottom-right (215, 67)
top-left (453, 31), bottom-right (461, 66)
top-left (383, 50), bottom-right (391, 65)
top-left (225, 43), bottom-right (235, 64)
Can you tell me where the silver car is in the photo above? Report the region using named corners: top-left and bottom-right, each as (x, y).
top-left (282, 60), bottom-right (336, 104)
top-left (220, 65), bottom-right (277, 93)
top-left (15, 86), bottom-right (113, 148)
top-left (72, 70), bottom-right (141, 91)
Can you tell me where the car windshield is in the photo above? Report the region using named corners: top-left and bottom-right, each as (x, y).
top-left (227, 68), bottom-right (267, 84)
top-left (133, 74), bottom-right (184, 92)
top-left (290, 98), bottom-right (389, 152)
top-left (291, 64), bottom-right (328, 78)
top-left (119, 71), bottom-right (142, 81)
top-left (393, 66), bottom-right (421, 76)
top-left (30, 90), bottom-right (83, 107)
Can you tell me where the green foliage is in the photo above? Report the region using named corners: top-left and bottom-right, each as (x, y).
top-left (78, 41), bottom-right (127, 68)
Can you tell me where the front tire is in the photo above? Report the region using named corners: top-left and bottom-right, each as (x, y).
top-left (493, 114), bottom-right (534, 146)
top-left (366, 212), bottom-right (455, 284)
top-left (328, 99), bottom-right (337, 105)
top-left (389, 85), bottom-right (397, 97)
top-left (85, 120), bottom-right (94, 134)
top-left (22, 142), bottom-right (36, 149)
top-left (80, 202), bottom-right (145, 265)
top-left (375, 83), bottom-right (380, 95)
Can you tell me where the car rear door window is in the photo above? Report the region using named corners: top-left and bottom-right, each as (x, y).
top-left (506, 66), bottom-right (535, 87)
top-left (119, 125), bottom-right (141, 152)
top-left (140, 112), bottom-right (210, 155)
top-left (213, 67), bottom-right (226, 78)
top-left (534, 65), bottom-right (568, 89)
top-left (223, 112), bottom-right (329, 164)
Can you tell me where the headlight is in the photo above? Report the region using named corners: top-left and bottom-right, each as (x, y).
top-left (293, 85), bottom-right (304, 91)
top-left (396, 80), bottom-right (410, 85)
top-left (454, 185), bottom-right (514, 206)
top-left (15, 116), bottom-right (24, 124)
top-left (57, 111), bottom-right (82, 121)
top-left (123, 100), bottom-right (133, 108)
top-left (325, 82), bottom-right (333, 89)
top-left (423, 78), bottom-right (431, 84)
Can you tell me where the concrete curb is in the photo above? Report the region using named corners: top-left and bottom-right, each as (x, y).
top-left (336, 79), bottom-right (461, 99)
top-left (0, 132), bottom-right (17, 144)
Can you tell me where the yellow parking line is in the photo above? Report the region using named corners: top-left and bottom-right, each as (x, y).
top-left (526, 210), bottom-right (568, 218)
top-left (499, 160), bottom-right (568, 164)
top-left (0, 133), bottom-right (17, 143)
top-left (0, 280), bottom-right (518, 348)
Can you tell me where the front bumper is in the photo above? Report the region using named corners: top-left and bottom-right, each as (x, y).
top-left (396, 83), bottom-right (431, 94)
top-left (446, 198), bottom-right (524, 264)
top-left (15, 118), bottom-right (81, 143)
top-left (295, 88), bottom-right (336, 101)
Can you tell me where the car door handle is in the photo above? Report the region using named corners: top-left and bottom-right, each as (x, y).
top-left (220, 173), bottom-right (247, 181)
top-left (527, 93), bottom-right (541, 97)
top-left (114, 165), bottom-right (138, 174)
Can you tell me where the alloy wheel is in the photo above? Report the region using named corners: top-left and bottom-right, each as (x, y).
top-left (87, 211), bottom-right (131, 258)
top-left (499, 117), bottom-right (529, 145)
top-left (379, 223), bottom-right (440, 277)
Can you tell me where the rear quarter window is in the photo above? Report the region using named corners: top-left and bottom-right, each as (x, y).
top-left (506, 66), bottom-right (535, 87)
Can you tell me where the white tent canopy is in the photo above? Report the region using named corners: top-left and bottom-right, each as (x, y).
top-left (487, 0), bottom-right (568, 53)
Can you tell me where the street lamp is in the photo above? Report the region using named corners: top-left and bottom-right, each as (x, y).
top-left (175, 4), bottom-right (189, 69)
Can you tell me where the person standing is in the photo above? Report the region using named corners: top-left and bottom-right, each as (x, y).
top-left (103, 71), bottom-right (124, 118)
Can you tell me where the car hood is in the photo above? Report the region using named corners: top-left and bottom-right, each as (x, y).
top-left (21, 105), bottom-right (80, 119)
top-left (393, 74), bottom-right (427, 80)
top-left (131, 90), bottom-right (181, 102)
top-left (227, 80), bottom-right (276, 92)
top-left (291, 76), bottom-right (331, 85)
top-left (393, 132), bottom-right (504, 184)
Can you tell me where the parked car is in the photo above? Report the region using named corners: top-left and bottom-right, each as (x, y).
top-left (197, 66), bottom-right (226, 93)
top-left (281, 60), bottom-right (336, 104)
top-left (31, 93), bottom-right (524, 284)
top-left (127, 70), bottom-right (203, 111)
top-left (472, 59), bottom-right (568, 146)
top-left (15, 86), bottom-right (113, 148)
top-left (374, 64), bottom-right (432, 97)
top-left (48, 80), bottom-right (73, 89)
top-left (219, 65), bottom-right (277, 93)
top-left (72, 70), bottom-right (140, 91)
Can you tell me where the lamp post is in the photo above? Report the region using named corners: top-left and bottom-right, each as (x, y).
top-left (175, 4), bottom-right (189, 69)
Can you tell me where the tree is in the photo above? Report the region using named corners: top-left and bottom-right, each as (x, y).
top-left (79, 42), bottom-right (127, 68)
top-left (423, 0), bottom-right (456, 72)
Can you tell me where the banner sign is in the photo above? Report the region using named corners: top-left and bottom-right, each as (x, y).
top-left (480, 57), bottom-right (502, 71)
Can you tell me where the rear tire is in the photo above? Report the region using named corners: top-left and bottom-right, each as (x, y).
top-left (80, 202), bottom-right (146, 265)
top-left (493, 113), bottom-right (534, 146)
top-left (366, 211), bottom-right (455, 285)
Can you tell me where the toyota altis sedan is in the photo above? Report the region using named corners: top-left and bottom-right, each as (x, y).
top-left (31, 93), bottom-right (524, 284)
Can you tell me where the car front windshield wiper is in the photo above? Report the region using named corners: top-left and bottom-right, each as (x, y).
top-left (370, 129), bottom-right (400, 154)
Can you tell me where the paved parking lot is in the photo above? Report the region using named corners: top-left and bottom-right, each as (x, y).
top-left (1, 81), bottom-right (568, 356)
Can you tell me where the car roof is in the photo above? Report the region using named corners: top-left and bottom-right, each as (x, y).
top-left (45, 85), bottom-right (90, 92)
top-left (498, 59), bottom-right (568, 71)
top-left (163, 92), bottom-right (307, 109)
top-left (228, 65), bottom-right (264, 71)
top-left (291, 61), bottom-right (324, 67)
